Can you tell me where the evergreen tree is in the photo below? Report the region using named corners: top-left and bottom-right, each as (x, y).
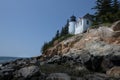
top-left (93, 0), bottom-right (113, 22)
top-left (93, 0), bottom-right (112, 16)
top-left (112, 0), bottom-right (120, 21)
top-left (60, 27), bottom-right (64, 37)
top-left (41, 19), bottom-right (69, 54)
top-left (112, 0), bottom-right (120, 13)
top-left (41, 42), bottom-right (49, 53)
top-left (55, 30), bottom-right (60, 40)
top-left (64, 19), bottom-right (69, 34)
top-left (60, 20), bottom-right (69, 37)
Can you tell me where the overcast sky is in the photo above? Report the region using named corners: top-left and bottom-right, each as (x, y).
top-left (0, 0), bottom-right (95, 57)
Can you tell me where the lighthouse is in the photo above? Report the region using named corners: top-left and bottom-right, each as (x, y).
top-left (68, 15), bottom-right (76, 34)
top-left (68, 14), bottom-right (93, 34)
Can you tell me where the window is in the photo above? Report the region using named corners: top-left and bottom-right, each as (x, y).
top-left (87, 20), bottom-right (89, 25)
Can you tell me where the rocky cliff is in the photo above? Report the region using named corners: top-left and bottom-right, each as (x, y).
top-left (38, 21), bottom-right (120, 79)
top-left (41, 20), bottom-right (120, 59)
top-left (0, 21), bottom-right (120, 80)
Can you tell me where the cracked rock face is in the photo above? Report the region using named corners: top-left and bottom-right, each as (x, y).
top-left (106, 67), bottom-right (120, 78)
top-left (15, 66), bottom-right (41, 78)
top-left (85, 40), bottom-right (120, 56)
top-left (46, 73), bottom-right (71, 80)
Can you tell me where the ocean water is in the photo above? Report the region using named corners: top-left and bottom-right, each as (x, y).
top-left (0, 57), bottom-right (18, 64)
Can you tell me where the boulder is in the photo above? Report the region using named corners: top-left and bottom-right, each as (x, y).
top-left (46, 73), bottom-right (71, 80)
top-left (85, 40), bottom-right (113, 56)
top-left (47, 55), bottom-right (61, 64)
top-left (84, 55), bottom-right (103, 72)
top-left (0, 64), bottom-right (2, 67)
top-left (0, 68), bottom-right (14, 80)
top-left (101, 50), bottom-right (120, 71)
top-left (98, 27), bottom-right (114, 38)
top-left (0, 68), bottom-right (15, 73)
top-left (111, 20), bottom-right (120, 31)
top-left (63, 50), bottom-right (91, 63)
top-left (106, 66), bottom-right (120, 78)
top-left (110, 55), bottom-right (120, 66)
top-left (112, 31), bottom-right (120, 37)
top-left (111, 20), bottom-right (120, 38)
top-left (30, 58), bottom-right (37, 63)
top-left (84, 73), bottom-right (110, 80)
top-left (101, 57), bottom-right (113, 72)
top-left (78, 51), bottom-right (91, 64)
top-left (0, 71), bottom-right (3, 77)
top-left (15, 66), bottom-right (41, 78)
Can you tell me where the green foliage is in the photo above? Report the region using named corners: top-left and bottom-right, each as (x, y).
top-left (91, 22), bottom-right (112, 29)
top-left (101, 23), bottom-right (112, 27)
top-left (58, 34), bottom-right (73, 42)
top-left (41, 20), bottom-right (71, 54)
top-left (41, 42), bottom-right (49, 53)
top-left (60, 20), bottom-right (69, 37)
top-left (93, 0), bottom-right (112, 16)
top-left (112, 0), bottom-right (120, 13)
top-left (92, 0), bottom-right (120, 24)
top-left (55, 30), bottom-right (60, 39)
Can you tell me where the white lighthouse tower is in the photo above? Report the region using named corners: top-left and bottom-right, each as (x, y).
top-left (68, 15), bottom-right (76, 34)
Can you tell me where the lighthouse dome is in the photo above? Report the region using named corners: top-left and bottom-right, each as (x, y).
top-left (70, 15), bottom-right (76, 22)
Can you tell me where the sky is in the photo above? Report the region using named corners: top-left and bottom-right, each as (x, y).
top-left (0, 0), bottom-right (95, 57)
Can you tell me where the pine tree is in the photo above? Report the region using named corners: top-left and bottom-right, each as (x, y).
top-left (41, 42), bottom-right (49, 53)
top-left (64, 19), bottom-right (69, 35)
top-left (93, 0), bottom-right (120, 23)
top-left (60, 20), bottom-right (69, 37)
top-left (60, 27), bottom-right (64, 37)
top-left (93, 0), bottom-right (112, 16)
top-left (112, 0), bottom-right (120, 13)
top-left (41, 19), bottom-right (69, 54)
top-left (111, 0), bottom-right (120, 21)
top-left (93, 0), bottom-right (113, 23)
top-left (55, 30), bottom-right (60, 40)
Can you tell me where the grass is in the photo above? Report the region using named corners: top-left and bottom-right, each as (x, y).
top-left (58, 34), bottom-right (74, 42)
top-left (100, 23), bottom-right (112, 27)
top-left (91, 22), bottom-right (112, 29)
